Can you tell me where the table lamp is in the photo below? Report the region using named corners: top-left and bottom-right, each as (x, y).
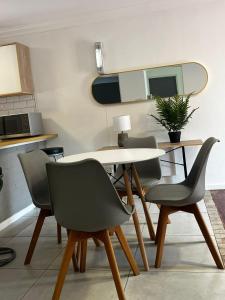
top-left (113, 115), bottom-right (131, 147)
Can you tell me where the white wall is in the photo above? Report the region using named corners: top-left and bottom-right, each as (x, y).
top-left (1, 1), bottom-right (225, 189)
top-left (182, 63), bottom-right (207, 94)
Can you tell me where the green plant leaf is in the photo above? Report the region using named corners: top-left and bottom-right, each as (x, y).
top-left (149, 93), bottom-right (198, 132)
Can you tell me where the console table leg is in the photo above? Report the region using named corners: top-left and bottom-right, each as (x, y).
top-left (181, 146), bottom-right (188, 178)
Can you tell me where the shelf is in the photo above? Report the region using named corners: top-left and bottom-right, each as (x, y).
top-left (0, 134), bottom-right (58, 150)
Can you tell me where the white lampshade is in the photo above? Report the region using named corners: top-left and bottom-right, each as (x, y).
top-left (113, 115), bottom-right (131, 132)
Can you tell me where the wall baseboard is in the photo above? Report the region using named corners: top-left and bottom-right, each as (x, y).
top-left (0, 204), bottom-right (35, 232)
top-left (206, 184), bottom-right (225, 190)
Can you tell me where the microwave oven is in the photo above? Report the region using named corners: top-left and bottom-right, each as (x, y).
top-left (0, 112), bottom-right (43, 139)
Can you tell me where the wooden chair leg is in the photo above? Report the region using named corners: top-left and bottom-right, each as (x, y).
top-left (93, 238), bottom-right (101, 247)
top-left (109, 229), bottom-right (115, 236)
top-left (80, 239), bottom-right (88, 273)
top-left (141, 199), bottom-right (156, 240)
top-left (24, 209), bottom-right (48, 265)
top-left (155, 206), bottom-right (164, 245)
top-left (76, 241), bottom-right (81, 263)
top-left (57, 223), bottom-right (62, 244)
top-left (71, 242), bottom-right (79, 272)
top-left (192, 204), bottom-right (224, 269)
top-left (123, 167), bottom-right (149, 271)
top-left (100, 230), bottom-right (126, 300)
top-left (157, 204), bottom-right (171, 224)
top-left (155, 206), bottom-right (169, 268)
top-left (132, 165), bottom-right (156, 240)
top-left (52, 231), bottom-right (77, 300)
top-left (115, 226), bottom-right (140, 276)
top-left (66, 230), bottom-right (79, 272)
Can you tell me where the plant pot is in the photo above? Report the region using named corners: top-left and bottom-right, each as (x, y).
top-left (168, 131), bottom-right (181, 143)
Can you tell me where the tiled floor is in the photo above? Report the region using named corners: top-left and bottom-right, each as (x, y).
top-left (0, 197), bottom-right (225, 300)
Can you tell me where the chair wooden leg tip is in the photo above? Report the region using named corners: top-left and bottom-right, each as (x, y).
top-left (217, 263), bottom-right (224, 270)
top-left (150, 234), bottom-right (156, 241)
top-left (80, 269), bottom-right (86, 273)
top-left (135, 271), bottom-right (140, 276)
top-left (154, 264), bottom-right (161, 268)
top-left (24, 257), bottom-right (31, 265)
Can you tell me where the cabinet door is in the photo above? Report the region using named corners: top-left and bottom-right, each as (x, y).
top-left (0, 44), bottom-right (22, 95)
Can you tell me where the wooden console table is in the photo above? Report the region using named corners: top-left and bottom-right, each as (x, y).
top-left (99, 139), bottom-right (203, 178)
top-left (158, 139), bottom-right (203, 178)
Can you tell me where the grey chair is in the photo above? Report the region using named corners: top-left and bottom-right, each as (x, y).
top-left (114, 136), bottom-right (162, 240)
top-left (116, 136), bottom-right (161, 190)
top-left (46, 159), bottom-right (139, 300)
top-left (145, 137), bottom-right (224, 269)
top-left (18, 150), bottom-right (62, 265)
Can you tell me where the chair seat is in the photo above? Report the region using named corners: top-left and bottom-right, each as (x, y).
top-left (35, 197), bottom-right (51, 210)
top-left (145, 183), bottom-right (192, 207)
top-left (114, 176), bottom-right (158, 193)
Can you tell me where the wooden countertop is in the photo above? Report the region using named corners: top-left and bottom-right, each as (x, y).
top-left (158, 139), bottom-right (203, 149)
top-left (98, 139), bottom-right (203, 151)
top-left (0, 134), bottom-right (58, 150)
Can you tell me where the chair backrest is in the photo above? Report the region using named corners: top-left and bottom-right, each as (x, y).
top-left (18, 150), bottom-right (51, 208)
top-left (185, 137), bottom-right (218, 202)
top-left (0, 167), bottom-right (3, 192)
top-left (46, 159), bottom-right (132, 232)
top-left (122, 136), bottom-right (161, 180)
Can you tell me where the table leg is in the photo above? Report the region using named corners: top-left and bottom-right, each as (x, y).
top-left (122, 165), bottom-right (149, 271)
top-left (181, 146), bottom-right (188, 178)
top-left (132, 164), bottom-right (156, 241)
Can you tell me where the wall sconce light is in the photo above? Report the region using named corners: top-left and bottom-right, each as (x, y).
top-left (95, 42), bottom-right (104, 74)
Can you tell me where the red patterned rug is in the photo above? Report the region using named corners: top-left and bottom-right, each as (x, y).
top-left (204, 191), bottom-right (225, 264)
top-left (210, 190), bottom-right (225, 227)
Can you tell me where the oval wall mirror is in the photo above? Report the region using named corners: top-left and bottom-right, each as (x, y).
top-left (92, 62), bottom-right (208, 104)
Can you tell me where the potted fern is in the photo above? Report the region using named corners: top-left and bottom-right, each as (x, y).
top-left (150, 93), bottom-right (199, 143)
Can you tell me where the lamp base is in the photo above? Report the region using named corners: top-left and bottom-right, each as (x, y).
top-left (118, 133), bottom-right (128, 147)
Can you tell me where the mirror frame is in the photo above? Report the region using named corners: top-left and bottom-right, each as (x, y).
top-left (91, 61), bottom-right (208, 105)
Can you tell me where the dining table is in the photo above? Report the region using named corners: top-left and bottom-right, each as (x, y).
top-left (58, 148), bottom-right (165, 271)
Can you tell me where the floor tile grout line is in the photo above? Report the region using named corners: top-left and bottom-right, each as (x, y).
top-left (124, 222), bottom-right (145, 291)
top-left (18, 247), bottom-right (65, 299)
top-left (19, 268), bottom-right (49, 300)
top-left (204, 191), bottom-right (225, 265)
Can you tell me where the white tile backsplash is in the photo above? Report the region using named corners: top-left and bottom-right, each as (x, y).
top-left (0, 94), bottom-right (37, 115)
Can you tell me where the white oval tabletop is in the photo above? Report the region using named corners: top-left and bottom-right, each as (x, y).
top-left (58, 148), bottom-right (165, 166)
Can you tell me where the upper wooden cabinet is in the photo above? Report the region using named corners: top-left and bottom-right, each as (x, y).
top-left (0, 43), bottom-right (34, 97)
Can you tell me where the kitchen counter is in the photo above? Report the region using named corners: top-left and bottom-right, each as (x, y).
top-left (0, 134), bottom-right (58, 150)
top-left (0, 133), bottom-right (58, 225)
